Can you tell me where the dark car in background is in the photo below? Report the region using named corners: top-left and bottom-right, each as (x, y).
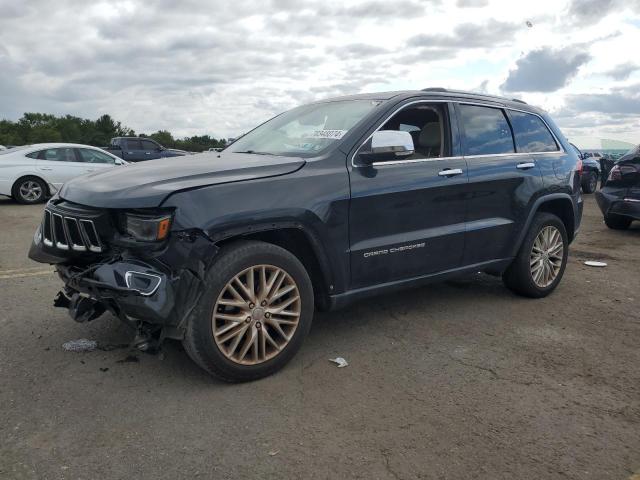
top-left (571, 143), bottom-right (600, 194)
top-left (596, 145), bottom-right (640, 229)
top-left (29, 88), bottom-right (582, 382)
top-left (105, 137), bottom-right (188, 162)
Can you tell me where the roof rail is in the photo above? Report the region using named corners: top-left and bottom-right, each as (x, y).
top-left (421, 87), bottom-right (528, 105)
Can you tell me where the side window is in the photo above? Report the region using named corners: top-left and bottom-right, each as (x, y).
top-left (126, 139), bottom-right (142, 150)
top-left (40, 148), bottom-right (77, 162)
top-left (77, 149), bottom-right (115, 164)
top-left (372, 103), bottom-right (448, 159)
top-left (26, 151), bottom-right (41, 159)
top-left (141, 140), bottom-right (158, 151)
top-left (508, 111), bottom-right (559, 153)
top-left (458, 104), bottom-right (514, 156)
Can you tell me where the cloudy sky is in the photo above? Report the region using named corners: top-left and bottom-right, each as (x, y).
top-left (1, 0), bottom-right (640, 147)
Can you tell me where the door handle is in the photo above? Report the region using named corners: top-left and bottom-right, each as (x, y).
top-left (86, 169), bottom-right (95, 172)
top-left (40, 167), bottom-right (53, 171)
top-left (517, 162), bottom-right (536, 170)
top-left (438, 168), bottom-right (464, 177)
top-left (145, 152), bottom-right (151, 155)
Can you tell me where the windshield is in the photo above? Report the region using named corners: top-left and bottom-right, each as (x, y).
top-left (227, 100), bottom-right (382, 158)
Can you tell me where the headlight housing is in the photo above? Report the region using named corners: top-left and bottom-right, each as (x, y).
top-left (122, 213), bottom-right (172, 242)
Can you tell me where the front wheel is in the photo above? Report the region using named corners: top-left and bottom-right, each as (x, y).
top-left (503, 213), bottom-right (569, 298)
top-left (182, 240), bottom-right (314, 382)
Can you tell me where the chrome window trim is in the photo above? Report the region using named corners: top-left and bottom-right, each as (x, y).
top-left (351, 99), bottom-right (566, 169)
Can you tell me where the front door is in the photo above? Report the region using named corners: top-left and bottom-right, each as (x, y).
top-left (348, 101), bottom-right (468, 289)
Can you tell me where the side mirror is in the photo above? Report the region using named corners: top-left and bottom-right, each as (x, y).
top-left (115, 159), bottom-right (125, 165)
top-left (359, 130), bottom-right (415, 164)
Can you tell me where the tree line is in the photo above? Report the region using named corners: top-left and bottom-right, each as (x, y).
top-left (0, 113), bottom-right (228, 152)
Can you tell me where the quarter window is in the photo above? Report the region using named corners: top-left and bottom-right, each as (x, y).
top-left (509, 111), bottom-right (559, 153)
top-left (459, 104), bottom-right (515, 156)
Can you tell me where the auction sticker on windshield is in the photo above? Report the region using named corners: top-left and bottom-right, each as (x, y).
top-left (309, 130), bottom-right (347, 140)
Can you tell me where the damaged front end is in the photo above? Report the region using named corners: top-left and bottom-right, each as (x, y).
top-left (29, 198), bottom-right (218, 349)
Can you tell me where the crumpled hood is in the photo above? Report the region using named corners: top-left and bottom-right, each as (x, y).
top-left (60, 151), bottom-right (306, 209)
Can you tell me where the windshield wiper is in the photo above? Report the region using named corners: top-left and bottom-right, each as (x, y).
top-left (233, 150), bottom-right (275, 155)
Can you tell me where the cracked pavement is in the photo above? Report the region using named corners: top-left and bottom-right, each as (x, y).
top-left (0, 195), bottom-right (638, 479)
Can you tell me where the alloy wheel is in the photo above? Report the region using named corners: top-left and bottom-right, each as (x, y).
top-left (212, 264), bottom-right (301, 365)
top-left (530, 225), bottom-right (564, 288)
top-left (589, 174), bottom-right (597, 191)
top-left (19, 180), bottom-right (43, 202)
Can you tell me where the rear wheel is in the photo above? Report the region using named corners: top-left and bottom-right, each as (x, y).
top-left (503, 213), bottom-right (568, 298)
top-left (182, 240), bottom-right (314, 382)
top-left (12, 176), bottom-right (47, 204)
top-left (582, 172), bottom-right (598, 194)
top-left (604, 213), bottom-right (632, 230)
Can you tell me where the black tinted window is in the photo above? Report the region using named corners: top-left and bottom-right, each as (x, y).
top-left (459, 105), bottom-right (514, 156)
top-left (126, 139), bottom-right (142, 150)
top-left (141, 140), bottom-right (157, 150)
top-left (509, 111), bottom-right (558, 153)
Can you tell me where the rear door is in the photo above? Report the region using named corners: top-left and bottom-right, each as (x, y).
top-left (35, 147), bottom-right (86, 190)
top-left (456, 103), bottom-right (544, 265)
top-left (348, 101), bottom-right (468, 289)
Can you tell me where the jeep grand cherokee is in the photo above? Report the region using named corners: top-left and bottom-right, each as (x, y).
top-left (29, 88), bottom-right (583, 382)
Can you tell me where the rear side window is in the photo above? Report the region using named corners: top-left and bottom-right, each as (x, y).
top-left (126, 139), bottom-right (142, 150)
top-left (458, 104), bottom-right (514, 156)
top-left (39, 148), bottom-right (77, 162)
top-left (509, 111), bottom-right (559, 153)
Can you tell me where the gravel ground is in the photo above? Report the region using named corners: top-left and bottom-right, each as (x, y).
top-left (0, 194), bottom-right (638, 480)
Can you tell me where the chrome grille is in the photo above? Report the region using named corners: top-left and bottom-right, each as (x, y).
top-left (42, 209), bottom-right (103, 253)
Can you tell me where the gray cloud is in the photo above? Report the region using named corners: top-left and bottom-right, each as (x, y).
top-left (501, 46), bottom-right (591, 92)
top-left (566, 0), bottom-right (640, 25)
top-left (604, 63), bottom-right (640, 81)
top-left (407, 19), bottom-right (520, 48)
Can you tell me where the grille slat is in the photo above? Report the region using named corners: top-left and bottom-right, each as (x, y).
top-left (41, 208), bottom-right (103, 253)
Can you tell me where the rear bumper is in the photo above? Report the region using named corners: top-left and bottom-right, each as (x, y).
top-left (596, 189), bottom-right (640, 221)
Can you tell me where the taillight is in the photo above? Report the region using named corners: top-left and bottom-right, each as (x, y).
top-left (608, 165), bottom-right (621, 182)
top-left (576, 159), bottom-right (583, 175)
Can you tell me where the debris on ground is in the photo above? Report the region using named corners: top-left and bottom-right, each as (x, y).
top-left (329, 357), bottom-right (349, 368)
top-left (268, 450), bottom-right (280, 456)
top-left (585, 261), bottom-right (607, 267)
top-left (117, 355), bottom-right (140, 364)
top-left (99, 367), bottom-right (109, 372)
top-left (62, 339), bottom-right (97, 352)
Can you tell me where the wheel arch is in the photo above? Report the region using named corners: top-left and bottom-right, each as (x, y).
top-left (511, 194), bottom-right (577, 257)
top-left (213, 224), bottom-right (334, 311)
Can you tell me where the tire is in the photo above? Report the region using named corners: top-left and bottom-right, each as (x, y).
top-left (503, 213), bottom-right (569, 298)
top-left (604, 213), bottom-right (632, 230)
top-left (12, 176), bottom-right (47, 204)
top-left (582, 172), bottom-right (598, 194)
top-left (182, 240), bottom-right (314, 382)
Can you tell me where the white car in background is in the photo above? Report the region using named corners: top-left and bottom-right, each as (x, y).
top-left (0, 143), bottom-right (126, 204)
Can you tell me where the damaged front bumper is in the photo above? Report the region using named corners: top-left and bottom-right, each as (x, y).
top-left (29, 225), bottom-right (219, 340)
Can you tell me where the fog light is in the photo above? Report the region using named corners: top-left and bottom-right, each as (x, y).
top-left (124, 271), bottom-right (162, 296)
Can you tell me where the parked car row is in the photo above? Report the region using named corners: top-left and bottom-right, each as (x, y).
top-left (104, 137), bottom-right (190, 161)
top-left (0, 144), bottom-right (126, 204)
